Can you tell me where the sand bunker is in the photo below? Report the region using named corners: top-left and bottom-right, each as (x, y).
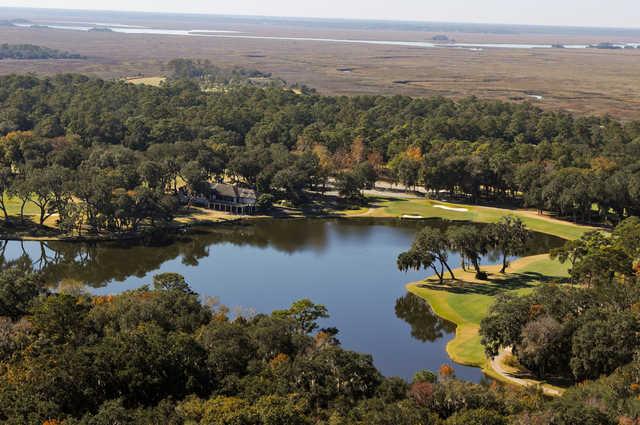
top-left (433, 205), bottom-right (469, 212)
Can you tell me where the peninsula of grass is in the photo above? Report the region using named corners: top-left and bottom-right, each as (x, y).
top-left (407, 254), bottom-right (570, 392)
top-left (407, 255), bottom-right (569, 366)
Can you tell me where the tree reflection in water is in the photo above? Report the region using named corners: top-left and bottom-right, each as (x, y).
top-left (395, 292), bottom-right (456, 342)
top-left (0, 219), bottom-right (564, 290)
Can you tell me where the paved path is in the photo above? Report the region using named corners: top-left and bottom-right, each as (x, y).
top-left (490, 348), bottom-right (564, 396)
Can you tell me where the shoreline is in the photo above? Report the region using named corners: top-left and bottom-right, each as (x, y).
top-left (0, 192), bottom-right (601, 243)
top-left (4, 194), bottom-right (593, 394)
top-left (396, 196), bottom-right (595, 394)
top-left (406, 253), bottom-right (580, 395)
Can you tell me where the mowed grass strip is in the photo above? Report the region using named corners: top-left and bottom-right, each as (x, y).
top-left (344, 196), bottom-right (595, 240)
top-left (124, 76), bottom-right (166, 86)
top-left (2, 194), bottom-right (40, 217)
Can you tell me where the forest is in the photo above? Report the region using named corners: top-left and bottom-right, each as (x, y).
top-left (0, 69), bottom-right (639, 236)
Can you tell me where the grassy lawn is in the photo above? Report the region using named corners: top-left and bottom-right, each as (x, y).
top-left (3, 194), bottom-right (40, 217)
top-left (338, 196), bottom-right (594, 240)
top-left (407, 254), bottom-right (570, 372)
top-left (124, 76), bottom-right (166, 86)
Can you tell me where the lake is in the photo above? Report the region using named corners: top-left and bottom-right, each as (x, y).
top-left (0, 218), bottom-right (564, 382)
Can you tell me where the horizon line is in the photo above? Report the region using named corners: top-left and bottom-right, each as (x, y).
top-left (2, 5), bottom-right (640, 32)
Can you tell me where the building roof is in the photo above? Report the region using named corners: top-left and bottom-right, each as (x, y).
top-left (211, 183), bottom-right (256, 200)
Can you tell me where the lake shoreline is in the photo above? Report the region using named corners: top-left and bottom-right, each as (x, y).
top-left (4, 215), bottom-right (567, 382)
top-left (0, 192), bottom-right (601, 243)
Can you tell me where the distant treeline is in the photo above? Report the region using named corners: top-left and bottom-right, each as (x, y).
top-left (0, 43), bottom-right (85, 60)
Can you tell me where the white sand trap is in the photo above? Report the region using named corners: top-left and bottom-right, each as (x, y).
top-left (401, 214), bottom-right (424, 219)
top-left (433, 205), bottom-right (469, 212)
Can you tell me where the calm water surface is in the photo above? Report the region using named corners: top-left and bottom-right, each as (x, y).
top-left (1, 219), bottom-right (563, 382)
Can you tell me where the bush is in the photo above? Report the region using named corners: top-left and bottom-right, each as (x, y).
top-left (413, 369), bottom-right (438, 384)
top-left (446, 408), bottom-right (507, 425)
top-left (502, 353), bottom-right (522, 369)
top-left (475, 271), bottom-right (489, 280)
top-left (255, 193), bottom-right (275, 212)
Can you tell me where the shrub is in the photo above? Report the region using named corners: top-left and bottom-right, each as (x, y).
top-left (256, 193), bottom-right (275, 212)
top-left (475, 271), bottom-right (489, 280)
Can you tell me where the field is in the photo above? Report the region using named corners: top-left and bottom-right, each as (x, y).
top-left (1, 8), bottom-right (640, 118)
top-left (124, 76), bottom-right (166, 86)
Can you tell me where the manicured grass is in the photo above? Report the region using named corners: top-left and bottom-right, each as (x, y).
top-left (340, 197), bottom-right (595, 241)
top-left (407, 255), bottom-right (570, 370)
top-left (125, 76), bottom-right (166, 87)
top-left (2, 194), bottom-right (40, 217)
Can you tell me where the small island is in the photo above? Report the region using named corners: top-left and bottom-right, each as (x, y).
top-left (589, 42), bottom-right (622, 49)
top-left (432, 34), bottom-right (449, 41)
top-left (88, 27), bottom-right (114, 33)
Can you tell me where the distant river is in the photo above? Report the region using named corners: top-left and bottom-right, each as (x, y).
top-left (15, 22), bottom-right (639, 50)
top-left (0, 219), bottom-right (563, 381)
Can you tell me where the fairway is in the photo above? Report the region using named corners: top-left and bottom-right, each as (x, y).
top-left (342, 196), bottom-right (594, 240)
top-left (2, 194), bottom-right (40, 217)
top-left (124, 76), bottom-right (166, 86)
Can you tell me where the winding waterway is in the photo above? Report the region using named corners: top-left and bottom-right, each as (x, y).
top-left (13, 22), bottom-right (640, 50)
top-left (0, 219), bottom-right (563, 381)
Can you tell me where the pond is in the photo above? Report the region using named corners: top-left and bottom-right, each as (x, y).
top-left (0, 219), bottom-right (564, 382)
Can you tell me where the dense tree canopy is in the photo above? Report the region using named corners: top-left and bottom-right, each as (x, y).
top-left (481, 218), bottom-right (640, 383)
top-left (0, 70), bottom-right (639, 237)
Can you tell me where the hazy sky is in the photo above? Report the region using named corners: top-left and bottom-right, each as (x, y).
top-left (4, 0), bottom-right (640, 28)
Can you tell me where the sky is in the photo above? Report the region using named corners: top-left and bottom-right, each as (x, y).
top-left (4, 0), bottom-right (640, 28)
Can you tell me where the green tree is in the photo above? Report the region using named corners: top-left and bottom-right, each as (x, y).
top-left (570, 311), bottom-right (640, 381)
top-left (0, 166), bottom-right (13, 222)
top-left (274, 299), bottom-right (329, 334)
top-left (0, 264), bottom-right (44, 319)
top-left (486, 216), bottom-right (529, 273)
top-left (398, 227), bottom-right (455, 283)
top-left (550, 231), bottom-right (609, 281)
top-left (446, 225), bottom-right (487, 276)
top-left (335, 170), bottom-right (365, 202)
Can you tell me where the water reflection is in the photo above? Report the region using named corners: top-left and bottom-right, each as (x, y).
top-left (395, 293), bottom-right (456, 342)
top-left (2, 219), bottom-right (563, 289)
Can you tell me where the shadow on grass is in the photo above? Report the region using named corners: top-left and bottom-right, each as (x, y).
top-left (298, 194), bottom-right (396, 217)
top-left (500, 365), bottom-right (574, 389)
top-left (416, 271), bottom-right (566, 296)
top-left (0, 216), bottom-right (62, 238)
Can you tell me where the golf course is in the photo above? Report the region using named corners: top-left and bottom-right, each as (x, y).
top-left (348, 194), bottom-right (595, 394)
